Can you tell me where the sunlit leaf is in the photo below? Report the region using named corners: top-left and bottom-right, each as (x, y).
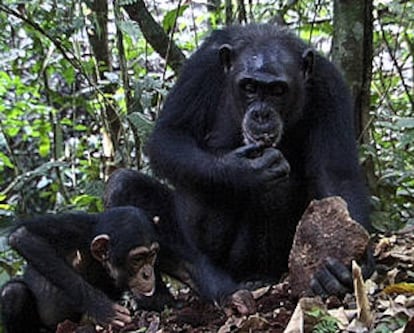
top-left (39, 136), bottom-right (51, 157)
top-left (162, 5), bottom-right (189, 32)
top-left (396, 118), bottom-right (414, 129)
top-left (0, 152), bottom-right (14, 169)
top-left (117, 20), bottom-right (141, 42)
top-left (384, 283), bottom-right (414, 295)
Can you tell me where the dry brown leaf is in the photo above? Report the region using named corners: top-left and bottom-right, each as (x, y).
top-left (217, 316), bottom-right (243, 333)
top-left (283, 297), bottom-right (326, 333)
top-left (251, 285), bottom-right (271, 300)
top-left (382, 295), bottom-right (414, 318)
top-left (218, 313), bottom-right (270, 333)
top-left (283, 300), bottom-right (304, 333)
top-left (353, 260), bottom-right (373, 327)
top-left (374, 236), bottom-right (396, 256)
top-left (327, 307), bottom-right (354, 329)
top-left (238, 313), bottom-right (270, 331)
top-left (386, 267), bottom-right (401, 285)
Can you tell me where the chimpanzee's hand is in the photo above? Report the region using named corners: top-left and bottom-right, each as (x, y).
top-left (108, 304), bottom-right (132, 328)
top-left (310, 251), bottom-right (375, 297)
top-left (86, 293), bottom-right (131, 328)
top-left (219, 144), bottom-right (290, 188)
top-left (310, 257), bottom-right (352, 297)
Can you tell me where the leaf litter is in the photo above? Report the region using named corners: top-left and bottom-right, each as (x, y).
top-left (56, 230), bottom-right (414, 333)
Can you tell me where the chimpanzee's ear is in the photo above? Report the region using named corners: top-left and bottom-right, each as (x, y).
top-left (91, 234), bottom-right (110, 262)
top-left (219, 44), bottom-right (233, 73)
top-left (302, 48), bottom-right (314, 80)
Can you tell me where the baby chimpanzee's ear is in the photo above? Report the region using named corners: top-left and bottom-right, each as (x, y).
top-left (91, 234), bottom-right (110, 262)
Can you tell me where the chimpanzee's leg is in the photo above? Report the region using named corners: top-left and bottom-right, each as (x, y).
top-left (0, 279), bottom-right (41, 333)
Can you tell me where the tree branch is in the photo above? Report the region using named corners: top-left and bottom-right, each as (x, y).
top-left (121, 0), bottom-right (186, 73)
top-left (0, 4), bottom-right (82, 72)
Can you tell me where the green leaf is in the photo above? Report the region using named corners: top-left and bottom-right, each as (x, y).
top-left (84, 180), bottom-right (104, 197)
top-left (162, 5), bottom-right (189, 32)
top-left (127, 112), bottom-right (154, 144)
top-left (0, 152), bottom-right (14, 169)
top-left (117, 20), bottom-right (141, 42)
top-left (39, 136), bottom-right (51, 157)
top-left (395, 117), bottom-right (414, 129)
top-left (6, 127), bottom-right (20, 137)
top-left (71, 194), bottom-right (103, 212)
top-left (62, 66), bottom-right (76, 85)
top-left (74, 124), bottom-right (88, 131)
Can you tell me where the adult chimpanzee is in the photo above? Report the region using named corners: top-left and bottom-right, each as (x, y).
top-left (0, 206), bottom-right (164, 333)
top-left (110, 24), bottom-right (372, 308)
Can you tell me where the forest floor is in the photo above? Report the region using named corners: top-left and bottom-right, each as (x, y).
top-left (57, 230), bottom-right (414, 333)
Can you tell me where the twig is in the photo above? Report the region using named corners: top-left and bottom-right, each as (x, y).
top-left (378, 7), bottom-right (414, 109)
top-left (0, 4), bottom-right (82, 72)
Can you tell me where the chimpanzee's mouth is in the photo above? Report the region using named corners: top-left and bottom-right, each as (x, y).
top-left (242, 128), bottom-right (281, 148)
top-left (242, 108), bottom-right (283, 148)
top-left (133, 286), bottom-right (155, 298)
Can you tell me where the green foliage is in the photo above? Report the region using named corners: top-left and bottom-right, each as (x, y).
top-left (127, 112), bottom-right (154, 145)
top-left (0, 249), bottom-right (24, 281)
top-left (117, 20), bottom-right (141, 43)
top-left (372, 328), bottom-right (395, 333)
top-left (0, 0), bottom-right (109, 218)
top-left (306, 308), bottom-right (339, 333)
top-left (162, 5), bottom-right (189, 32)
top-left (366, 0), bottom-right (414, 231)
top-left (371, 312), bottom-right (409, 332)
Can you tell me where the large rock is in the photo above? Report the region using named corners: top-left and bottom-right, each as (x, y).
top-left (289, 196), bottom-right (370, 298)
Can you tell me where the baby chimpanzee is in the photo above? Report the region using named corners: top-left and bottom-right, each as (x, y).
top-left (0, 206), bottom-right (162, 333)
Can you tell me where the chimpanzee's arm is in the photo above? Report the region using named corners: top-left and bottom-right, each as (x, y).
top-left (147, 126), bottom-right (286, 197)
top-left (303, 57), bottom-right (370, 228)
top-left (9, 214), bottom-right (124, 323)
top-left (303, 57), bottom-right (373, 295)
top-left (147, 127), bottom-right (221, 188)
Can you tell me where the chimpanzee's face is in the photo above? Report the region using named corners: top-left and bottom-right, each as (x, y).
top-left (91, 207), bottom-right (160, 298)
top-left (124, 242), bottom-right (159, 297)
top-left (222, 43), bottom-right (308, 147)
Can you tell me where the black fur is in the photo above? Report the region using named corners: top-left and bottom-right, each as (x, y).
top-left (108, 24), bottom-right (370, 303)
top-left (0, 207), bottom-right (164, 333)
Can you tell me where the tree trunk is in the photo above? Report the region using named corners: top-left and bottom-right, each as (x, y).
top-left (332, 0), bottom-right (373, 141)
top-left (332, 0), bottom-right (377, 193)
top-left (87, 0), bottom-right (121, 175)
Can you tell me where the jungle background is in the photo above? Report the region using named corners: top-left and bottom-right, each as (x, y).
top-left (0, 0), bottom-right (413, 332)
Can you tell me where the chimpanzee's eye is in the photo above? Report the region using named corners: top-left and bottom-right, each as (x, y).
top-left (268, 81), bottom-right (288, 96)
top-left (148, 253), bottom-right (157, 265)
top-left (131, 256), bottom-right (144, 266)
